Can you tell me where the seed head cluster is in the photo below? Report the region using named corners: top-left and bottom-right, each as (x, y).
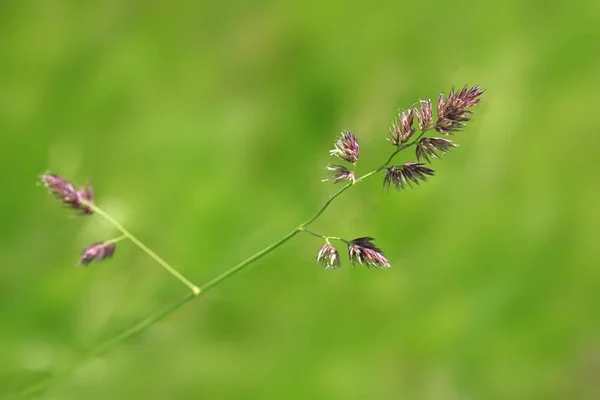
top-left (436, 85), bottom-right (485, 135)
top-left (329, 130), bottom-right (360, 164)
top-left (316, 243), bottom-right (341, 269)
top-left (325, 130), bottom-right (360, 183)
top-left (389, 109), bottom-right (416, 146)
top-left (348, 237), bottom-right (390, 269)
top-left (80, 242), bottom-right (116, 266)
top-left (316, 84), bottom-right (484, 270)
top-left (41, 173), bottom-right (118, 267)
top-left (415, 137), bottom-right (457, 163)
top-left (322, 165), bottom-right (356, 184)
top-left (315, 237), bottom-right (390, 270)
top-left (384, 85), bottom-right (484, 191)
top-left (414, 99), bottom-right (434, 131)
top-left (384, 163), bottom-right (435, 192)
top-left (40, 173), bottom-right (94, 215)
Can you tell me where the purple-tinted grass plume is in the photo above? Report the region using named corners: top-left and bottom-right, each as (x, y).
top-left (40, 173), bottom-right (94, 215)
top-left (323, 165), bottom-right (356, 184)
top-left (384, 163), bottom-right (435, 192)
top-left (348, 237), bottom-right (390, 269)
top-left (436, 85), bottom-right (485, 135)
top-left (330, 130), bottom-right (360, 163)
top-left (316, 243), bottom-right (341, 269)
top-left (414, 99), bottom-right (434, 131)
top-left (389, 109), bottom-right (416, 146)
top-left (79, 242), bottom-right (116, 266)
top-left (416, 137), bottom-right (457, 163)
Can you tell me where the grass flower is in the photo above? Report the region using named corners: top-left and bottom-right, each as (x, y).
top-left (389, 109), bottom-right (416, 146)
top-left (316, 243), bottom-right (341, 269)
top-left (414, 99), bottom-right (434, 131)
top-left (79, 242), bottom-right (116, 266)
top-left (436, 85), bottom-right (485, 134)
top-left (323, 165), bottom-right (356, 183)
top-left (330, 130), bottom-right (360, 163)
top-left (40, 173), bottom-right (94, 215)
top-left (384, 163), bottom-right (435, 192)
top-left (348, 237), bottom-right (390, 268)
top-left (29, 84), bottom-right (485, 395)
top-left (415, 137), bottom-right (457, 163)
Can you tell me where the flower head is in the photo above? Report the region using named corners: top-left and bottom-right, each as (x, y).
top-left (436, 85), bottom-right (485, 134)
top-left (348, 237), bottom-right (390, 268)
top-left (384, 163), bottom-right (435, 192)
top-left (79, 242), bottom-right (116, 266)
top-left (330, 130), bottom-right (360, 163)
top-left (389, 109), bottom-right (415, 146)
top-left (414, 99), bottom-right (433, 131)
top-left (415, 137), bottom-right (457, 163)
top-left (322, 165), bottom-right (356, 184)
top-left (40, 173), bottom-right (94, 215)
top-left (316, 243), bottom-right (341, 269)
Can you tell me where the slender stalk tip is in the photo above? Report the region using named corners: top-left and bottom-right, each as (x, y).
top-left (193, 286), bottom-right (201, 296)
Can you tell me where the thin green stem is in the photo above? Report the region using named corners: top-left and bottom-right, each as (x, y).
top-left (13, 292), bottom-right (197, 399)
top-left (199, 228), bottom-right (301, 292)
top-left (82, 201), bottom-right (200, 295)
top-left (406, 130), bottom-right (427, 148)
top-left (298, 227), bottom-right (327, 239)
top-left (103, 234), bottom-right (127, 245)
top-left (355, 130), bottom-right (427, 183)
top-left (13, 227), bottom-right (301, 399)
top-left (355, 148), bottom-right (401, 183)
top-left (298, 228), bottom-right (347, 244)
top-left (300, 183), bottom-right (353, 227)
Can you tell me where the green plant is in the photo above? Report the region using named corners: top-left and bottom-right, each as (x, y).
top-left (23, 85), bottom-right (484, 398)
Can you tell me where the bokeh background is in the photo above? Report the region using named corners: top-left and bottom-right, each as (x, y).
top-left (1, 0), bottom-right (599, 399)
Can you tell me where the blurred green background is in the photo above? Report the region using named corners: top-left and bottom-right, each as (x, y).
top-left (1, 0), bottom-right (599, 399)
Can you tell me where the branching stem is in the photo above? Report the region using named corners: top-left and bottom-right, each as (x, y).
top-left (81, 201), bottom-right (200, 295)
top-left (298, 227), bottom-right (347, 244)
top-left (21, 139), bottom-right (422, 398)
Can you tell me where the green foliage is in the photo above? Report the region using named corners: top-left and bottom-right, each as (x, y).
top-left (1, 0), bottom-right (599, 398)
